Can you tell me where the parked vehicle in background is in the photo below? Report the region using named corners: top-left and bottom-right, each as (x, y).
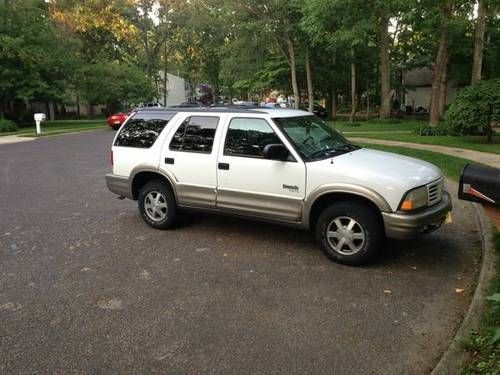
top-left (170, 101), bottom-right (205, 108)
top-left (107, 112), bottom-right (129, 130)
top-left (301, 103), bottom-right (328, 118)
top-left (106, 107), bottom-right (452, 266)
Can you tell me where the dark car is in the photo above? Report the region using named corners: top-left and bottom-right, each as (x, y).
top-left (301, 103), bottom-right (328, 118)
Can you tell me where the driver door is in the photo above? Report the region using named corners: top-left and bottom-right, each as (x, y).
top-left (216, 117), bottom-right (306, 221)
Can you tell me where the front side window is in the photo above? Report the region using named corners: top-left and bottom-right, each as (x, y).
top-left (273, 115), bottom-right (359, 161)
top-left (224, 118), bottom-right (283, 158)
top-left (169, 116), bottom-right (219, 153)
top-left (114, 112), bottom-right (174, 148)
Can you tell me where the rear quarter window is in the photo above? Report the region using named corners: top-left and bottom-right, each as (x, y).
top-left (114, 112), bottom-right (175, 148)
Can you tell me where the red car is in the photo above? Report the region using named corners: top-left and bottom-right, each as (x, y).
top-left (107, 112), bottom-right (128, 130)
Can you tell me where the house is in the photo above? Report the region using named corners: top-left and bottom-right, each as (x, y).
top-left (158, 71), bottom-right (191, 107)
top-left (403, 67), bottom-right (459, 112)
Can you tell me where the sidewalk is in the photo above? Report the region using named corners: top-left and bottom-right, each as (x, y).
top-left (350, 137), bottom-right (500, 168)
top-left (0, 135), bottom-right (36, 145)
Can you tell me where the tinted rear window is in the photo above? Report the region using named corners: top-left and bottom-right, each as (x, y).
top-left (114, 112), bottom-right (175, 148)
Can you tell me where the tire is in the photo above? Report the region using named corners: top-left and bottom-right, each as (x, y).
top-left (111, 125), bottom-right (120, 131)
top-left (315, 201), bottom-right (383, 266)
top-left (138, 180), bottom-right (177, 230)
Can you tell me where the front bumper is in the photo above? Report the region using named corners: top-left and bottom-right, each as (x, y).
top-left (105, 173), bottom-right (133, 199)
top-left (382, 191), bottom-right (452, 240)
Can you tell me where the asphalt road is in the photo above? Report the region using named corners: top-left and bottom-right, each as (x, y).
top-left (0, 130), bottom-right (480, 374)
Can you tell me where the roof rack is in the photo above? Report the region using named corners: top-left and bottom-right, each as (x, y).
top-left (136, 106), bottom-right (265, 114)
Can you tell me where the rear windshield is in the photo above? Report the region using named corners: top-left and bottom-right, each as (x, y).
top-left (114, 112), bottom-right (175, 148)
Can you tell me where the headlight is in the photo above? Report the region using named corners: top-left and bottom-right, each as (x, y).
top-left (400, 185), bottom-right (428, 211)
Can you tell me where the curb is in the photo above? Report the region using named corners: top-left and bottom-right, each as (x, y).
top-left (431, 203), bottom-right (497, 374)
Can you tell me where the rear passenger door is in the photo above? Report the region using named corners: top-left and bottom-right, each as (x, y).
top-left (160, 114), bottom-right (222, 208)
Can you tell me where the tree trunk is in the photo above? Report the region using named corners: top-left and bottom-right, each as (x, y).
top-left (438, 55), bottom-right (449, 117)
top-left (471, 0), bottom-right (487, 83)
top-left (163, 42), bottom-right (168, 106)
top-left (87, 103), bottom-right (93, 119)
top-left (366, 85), bottom-right (370, 121)
top-left (286, 36), bottom-right (300, 109)
top-left (76, 94), bottom-right (80, 118)
top-left (429, 1), bottom-right (452, 126)
top-left (305, 48), bottom-right (314, 113)
top-left (332, 88), bottom-right (337, 120)
top-left (48, 102), bottom-right (55, 121)
top-left (349, 47), bottom-right (357, 123)
top-left (378, 8), bottom-right (391, 119)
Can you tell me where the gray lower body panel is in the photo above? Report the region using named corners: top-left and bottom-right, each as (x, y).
top-left (176, 184), bottom-right (216, 208)
top-left (216, 189), bottom-right (303, 221)
top-left (382, 191), bottom-right (452, 239)
top-left (105, 174), bottom-right (132, 199)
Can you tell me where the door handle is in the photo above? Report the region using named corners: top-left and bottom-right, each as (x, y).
top-left (165, 157), bottom-right (174, 164)
top-left (218, 162), bottom-right (230, 170)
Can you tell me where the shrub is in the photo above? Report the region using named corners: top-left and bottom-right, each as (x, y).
top-left (444, 79), bottom-right (500, 142)
top-left (414, 125), bottom-right (448, 136)
top-left (0, 118), bottom-right (18, 133)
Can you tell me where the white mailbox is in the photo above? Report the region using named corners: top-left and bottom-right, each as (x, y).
top-left (34, 113), bottom-right (46, 135)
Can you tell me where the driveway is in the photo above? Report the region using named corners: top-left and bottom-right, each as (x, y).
top-left (0, 130), bottom-right (480, 374)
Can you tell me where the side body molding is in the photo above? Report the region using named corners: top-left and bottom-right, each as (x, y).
top-left (301, 183), bottom-right (393, 228)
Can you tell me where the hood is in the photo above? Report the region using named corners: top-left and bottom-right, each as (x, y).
top-left (307, 148), bottom-right (443, 211)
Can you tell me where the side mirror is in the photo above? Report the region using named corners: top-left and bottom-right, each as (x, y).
top-left (263, 143), bottom-right (289, 161)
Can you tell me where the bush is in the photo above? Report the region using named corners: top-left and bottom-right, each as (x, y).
top-left (0, 118), bottom-right (18, 133)
top-left (414, 125), bottom-right (449, 136)
top-left (444, 79), bottom-right (500, 141)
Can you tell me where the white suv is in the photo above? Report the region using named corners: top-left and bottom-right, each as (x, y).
top-left (106, 107), bottom-right (452, 265)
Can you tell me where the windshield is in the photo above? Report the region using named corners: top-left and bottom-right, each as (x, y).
top-left (273, 115), bottom-right (359, 161)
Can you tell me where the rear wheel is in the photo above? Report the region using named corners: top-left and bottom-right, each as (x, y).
top-left (138, 180), bottom-right (177, 229)
top-left (315, 201), bottom-right (383, 265)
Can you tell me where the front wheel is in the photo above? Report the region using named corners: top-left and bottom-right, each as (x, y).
top-left (316, 201), bottom-right (383, 266)
top-left (138, 180), bottom-right (177, 229)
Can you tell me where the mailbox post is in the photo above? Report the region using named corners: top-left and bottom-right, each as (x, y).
top-left (459, 164), bottom-right (500, 230)
top-left (34, 113), bottom-right (46, 135)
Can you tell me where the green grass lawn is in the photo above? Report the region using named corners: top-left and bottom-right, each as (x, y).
top-left (348, 132), bottom-right (500, 155)
top-left (356, 142), bottom-right (478, 181)
top-left (327, 119), bottom-right (500, 155)
top-left (1, 120), bottom-right (108, 137)
top-left (329, 119), bottom-right (423, 133)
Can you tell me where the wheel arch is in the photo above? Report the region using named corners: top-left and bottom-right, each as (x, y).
top-left (304, 185), bottom-right (391, 230)
top-left (131, 169), bottom-right (177, 201)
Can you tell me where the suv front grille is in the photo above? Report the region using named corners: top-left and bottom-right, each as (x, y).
top-left (427, 179), bottom-right (443, 206)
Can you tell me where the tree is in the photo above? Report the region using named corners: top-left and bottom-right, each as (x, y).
top-left (471, 0), bottom-right (487, 83)
top-left (77, 62), bottom-right (155, 115)
top-left (377, 4), bottom-right (391, 119)
top-left (444, 79), bottom-right (500, 142)
top-left (429, 1), bottom-right (453, 126)
top-left (0, 0), bottom-right (79, 120)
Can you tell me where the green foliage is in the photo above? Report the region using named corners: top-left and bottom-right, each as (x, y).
top-left (0, 0), bottom-right (80, 105)
top-left (461, 232), bottom-right (500, 374)
top-left (444, 79), bottom-right (500, 136)
top-left (0, 118), bottom-right (18, 133)
top-left (414, 125), bottom-right (448, 136)
top-left (77, 62), bottom-right (155, 113)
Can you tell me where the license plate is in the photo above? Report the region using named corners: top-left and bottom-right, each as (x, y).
top-left (444, 212), bottom-right (452, 224)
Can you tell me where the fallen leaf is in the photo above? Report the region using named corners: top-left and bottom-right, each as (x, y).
top-left (455, 288), bottom-right (465, 293)
top-left (384, 289), bottom-right (392, 294)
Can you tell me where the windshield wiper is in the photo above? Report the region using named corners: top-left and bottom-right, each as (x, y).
top-left (307, 143), bottom-right (359, 160)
